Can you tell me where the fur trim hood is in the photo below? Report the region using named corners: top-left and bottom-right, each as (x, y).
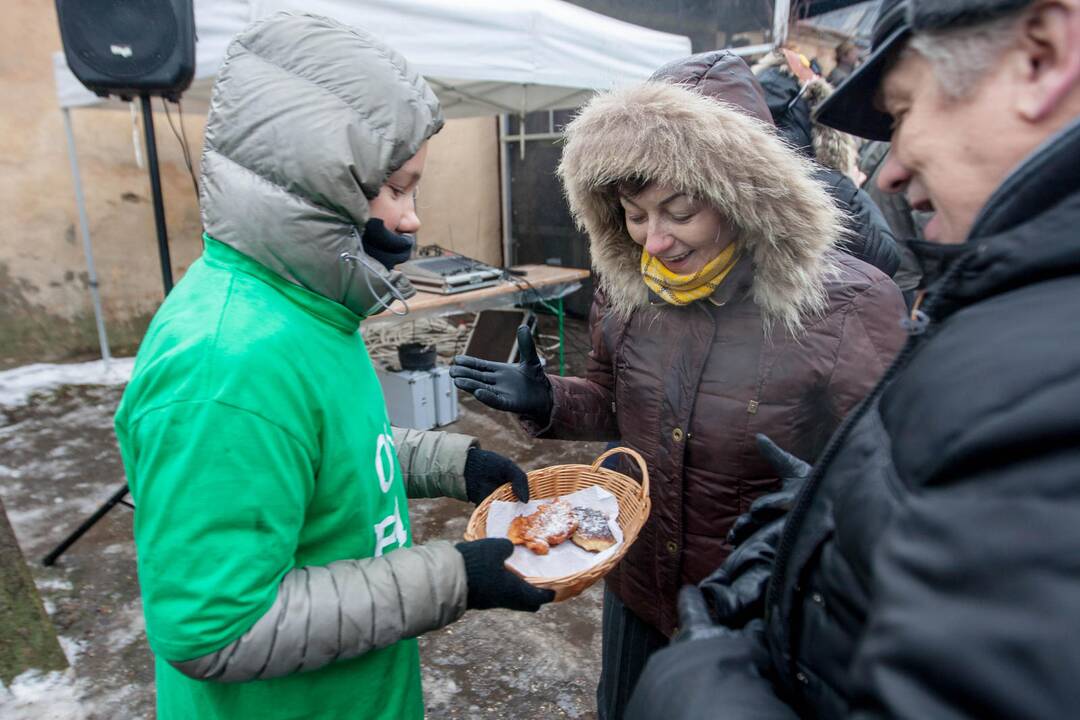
top-left (752, 51), bottom-right (858, 177)
top-left (558, 81), bottom-right (843, 333)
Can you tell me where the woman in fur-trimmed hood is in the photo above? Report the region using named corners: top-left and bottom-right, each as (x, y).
top-left (452, 50), bottom-right (907, 720)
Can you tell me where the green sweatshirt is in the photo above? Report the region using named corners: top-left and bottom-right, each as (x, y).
top-left (115, 236), bottom-right (422, 720)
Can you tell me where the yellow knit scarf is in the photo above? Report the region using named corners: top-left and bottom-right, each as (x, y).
top-left (641, 242), bottom-right (740, 305)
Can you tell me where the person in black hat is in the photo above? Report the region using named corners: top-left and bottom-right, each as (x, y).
top-left (826, 40), bottom-right (860, 86)
top-left (625, 0), bottom-right (1080, 717)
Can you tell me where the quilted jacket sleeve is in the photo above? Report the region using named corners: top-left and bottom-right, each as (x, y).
top-left (122, 400), bottom-right (469, 683)
top-left (826, 274), bottom-right (906, 423)
top-left (521, 290), bottom-right (621, 441)
top-left (171, 542), bottom-right (467, 682)
top-left (392, 427), bottom-right (475, 501)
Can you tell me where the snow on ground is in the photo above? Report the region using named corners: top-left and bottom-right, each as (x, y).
top-left (0, 359), bottom-right (134, 409)
top-left (0, 639), bottom-right (89, 720)
top-left (0, 668), bottom-right (89, 720)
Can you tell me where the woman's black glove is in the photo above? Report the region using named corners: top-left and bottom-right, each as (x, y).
top-left (455, 538), bottom-right (556, 611)
top-left (727, 434), bottom-right (812, 547)
top-left (464, 448), bottom-right (529, 504)
top-left (361, 217), bottom-right (414, 270)
top-left (450, 326), bottom-right (554, 424)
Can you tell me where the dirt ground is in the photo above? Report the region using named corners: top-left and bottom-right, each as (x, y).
top-left (0, 316), bottom-right (615, 719)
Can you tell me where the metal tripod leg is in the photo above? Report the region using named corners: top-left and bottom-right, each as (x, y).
top-left (42, 484), bottom-right (133, 566)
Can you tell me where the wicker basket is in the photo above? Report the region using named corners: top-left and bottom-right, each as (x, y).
top-left (464, 447), bottom-right (651, 602)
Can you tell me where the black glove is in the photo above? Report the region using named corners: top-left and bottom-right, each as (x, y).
top-left (700, 519), bottom-right (784, 629)
top-left (450, 326), bottom-right (554, 424)
top-left (361, 218), bottom-right (414, 270)
top-left (455, 538), bottom-right (556, 612)
top-left (727, 434), bottom-right (812, 547)
top-left (464, 448), bottom-right (529, 504)
top-left (675, 584), bottom-right (742, 644)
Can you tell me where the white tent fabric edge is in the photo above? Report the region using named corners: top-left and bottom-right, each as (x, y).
top-left (53, 0), bottom-right (692, 115)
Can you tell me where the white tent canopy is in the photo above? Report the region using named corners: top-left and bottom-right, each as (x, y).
top-left (53, 0), bottom-right (692, 117)
top-left (53, 0), bottom-right (690, 364)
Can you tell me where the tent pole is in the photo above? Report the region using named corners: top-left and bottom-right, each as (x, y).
top-left (774, 0), bottom-right (792, 47)
top-left (61, 108), bottom-right (111, 365)
top-left (499, 113), bottom-right (513, 267)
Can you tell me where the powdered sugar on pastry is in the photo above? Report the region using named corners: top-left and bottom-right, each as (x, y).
top-left (507, 499), bottom-right (579, 555)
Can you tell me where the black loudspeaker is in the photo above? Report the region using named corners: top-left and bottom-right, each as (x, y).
top-left (56, 0), bottom-right (195, 101)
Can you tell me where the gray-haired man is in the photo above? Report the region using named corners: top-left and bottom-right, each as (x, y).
top-left (626, 1), bottom-right (1080, 717)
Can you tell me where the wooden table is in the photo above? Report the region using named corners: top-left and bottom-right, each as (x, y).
top-left (364, 264), bottom-right (590, 374)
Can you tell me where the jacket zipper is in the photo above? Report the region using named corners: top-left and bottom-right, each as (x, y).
top-left (765, 259), bottom-right (967, 688)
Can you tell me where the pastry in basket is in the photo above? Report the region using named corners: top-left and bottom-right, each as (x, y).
top-left (571, 507), bottom-right (617, 552)
top-left (507, 499), bottom-right (579, 555)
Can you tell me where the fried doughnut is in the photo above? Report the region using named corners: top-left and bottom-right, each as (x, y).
top-left (507, 499), bottom-right (579, 555)
top-left (571, 507), bottom-right (616, 552)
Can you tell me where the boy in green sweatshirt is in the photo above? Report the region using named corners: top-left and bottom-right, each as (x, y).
top-left (114, 14), bottom-right (553, 720)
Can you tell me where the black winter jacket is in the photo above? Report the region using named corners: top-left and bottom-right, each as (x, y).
top-left (816, 166), bottom-right (900, 278)
top-left (756, 64), bottom-right (901, 277)
top-left (626, 117), bottom-right (1080, 719)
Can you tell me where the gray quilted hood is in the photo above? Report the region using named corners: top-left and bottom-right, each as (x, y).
top-left (199, 12), bottom-right (444, 318)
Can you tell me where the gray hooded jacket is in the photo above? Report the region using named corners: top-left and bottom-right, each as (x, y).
top-left (175, 12), bottom-right (473, 682)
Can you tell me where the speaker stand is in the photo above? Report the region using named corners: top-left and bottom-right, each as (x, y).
top-left (42, 95), bottom-right (176, 566)
top-left (142, 93), bottom-right (175, 295)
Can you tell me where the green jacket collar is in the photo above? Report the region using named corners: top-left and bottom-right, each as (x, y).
top-left (202, 234), bottom-right (361, 334)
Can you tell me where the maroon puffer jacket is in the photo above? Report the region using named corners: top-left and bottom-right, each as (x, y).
top-left (529, 54), bottom-right (907, 636)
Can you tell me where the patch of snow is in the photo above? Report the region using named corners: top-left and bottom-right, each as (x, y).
top-left (58, 636), bottom-right (86, 665)
top-left (101, 543), bottom-right (134, 557)
top-left (0, 669), bottom-right (88, 720)
top-left (104, 603), bottom-right (146, 652)
top-left (0, 359), bottom-right (134, 409)
top-left (35, 577), bottom-right (74, 593)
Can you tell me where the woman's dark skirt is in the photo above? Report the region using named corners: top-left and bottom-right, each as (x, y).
top-left (597, 585), bottom-right (669, 719)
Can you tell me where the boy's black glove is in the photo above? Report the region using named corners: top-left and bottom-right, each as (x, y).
top-left (727, 434), bottom-right (812, 547)
top-left (361, 217), bottom-right (414, 270)
top-left (464, 448), bottom-right (530, 504)
top-left (455, 539), bottom-right (555, 611)
top-left (450, 326), bottom-right (554, 425)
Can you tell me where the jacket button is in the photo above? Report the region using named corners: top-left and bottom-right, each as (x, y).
top-left (811, 592), bottom-right (824, 606)
top-left (672, 427), bottom-right (684, 442)
top-left (796, 672), bottom-right (809, 685)
top-left (665, 540), bottom-right (679, 555)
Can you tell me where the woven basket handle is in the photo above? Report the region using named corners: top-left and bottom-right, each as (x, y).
top-left (590, 447), bottom-right (650, 499)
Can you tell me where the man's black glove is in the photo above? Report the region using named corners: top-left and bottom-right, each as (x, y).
top-left (455, 538), bottom-right (556, 611)
top-left (450, 326), bottom-right (554, 424)
top-left (464, 448), bottom-right (529, 505)
top-left (676, 584), bottom-right (743, 643)
top-left (361, 217), bottom-right (414, 270)
top-left (700, 519), bottom-right (784, 629)
top-left (727, 434), bottom-right (812, 547)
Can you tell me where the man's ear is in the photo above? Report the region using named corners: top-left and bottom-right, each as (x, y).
top-left (1015, 0), bottom-right (1080, 122)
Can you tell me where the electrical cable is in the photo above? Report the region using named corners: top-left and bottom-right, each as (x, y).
top-left (162, 98), bottom-right (199, 202)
